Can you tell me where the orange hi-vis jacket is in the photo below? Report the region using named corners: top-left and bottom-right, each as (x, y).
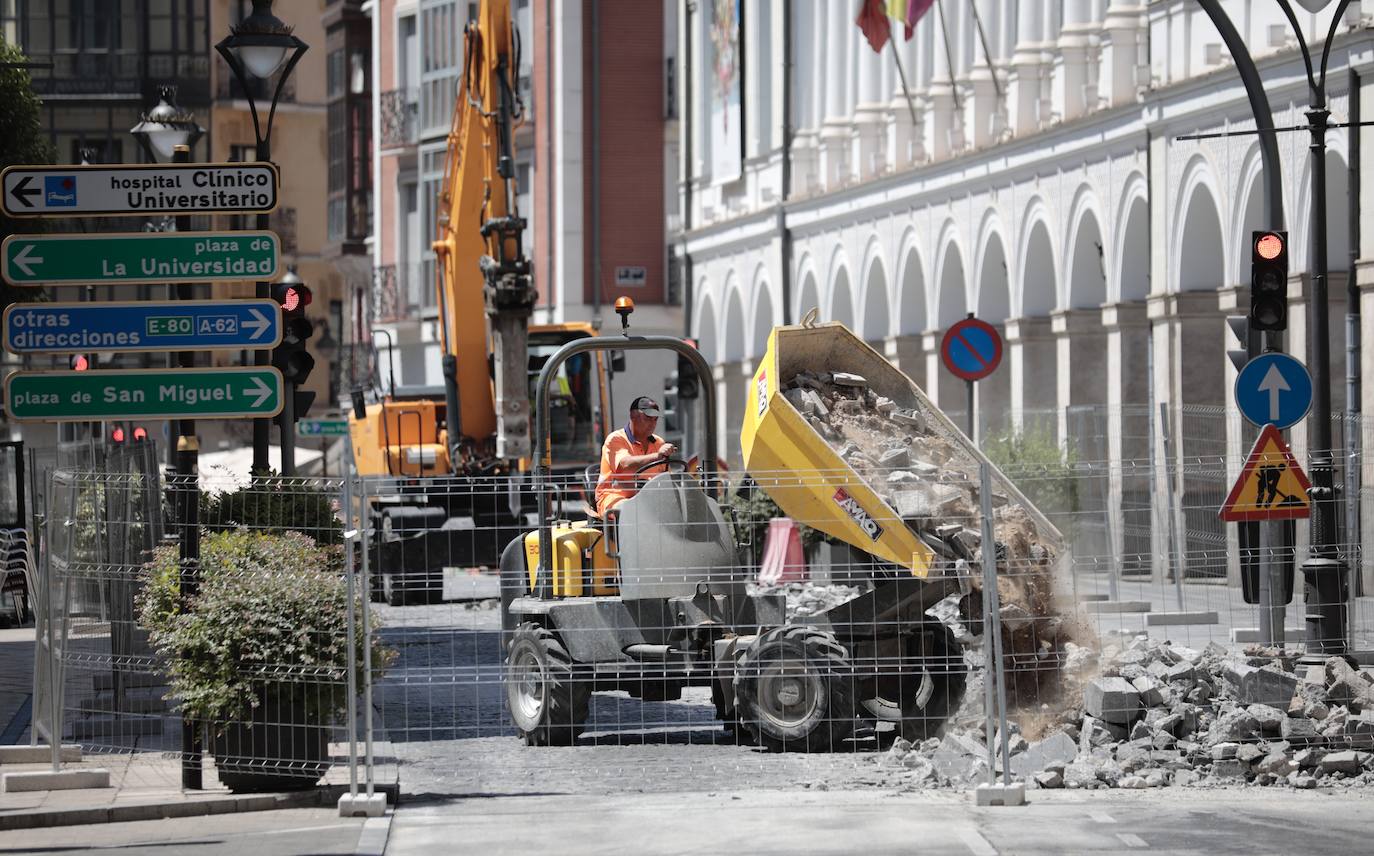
top-left (595, 424), bottom-right (666, 516)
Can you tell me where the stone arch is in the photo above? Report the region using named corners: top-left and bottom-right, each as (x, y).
top-left (794, 253), bottom-right (820, 320)
top-left (722, 278), bottom-right (746, 363)
top-left (895, 226), bottom-right (929, 334)
top-left (693, 290), bottom-right (718, 365)
top-left (859, 236), bottom-right (890, 341)
top-left (1174, 156), bottom-right (1225, 292)
top-left (1113, 172), bottom-right (1150, 303)
top-left (974, 211), bottom-right (1011, 322)
top-left (1230, 145), bottom-right (1268, 287)
top-left (825, 245), bottom-right (854, 326)
top-left (934, 220), bottom-right (968, 328)
top-left (1295, 145), bottom-right (1351, 275)
top-left (1065, 186), bottom-right (1107, 310)
top-left (749, 277), bottom-right (775, 359)
top-left (974, 215), bottom-right (1011, 437)
top-left (830, 266), bottom-right (855, 328)
top-left (1017, 198), bottom-right (1057, 317)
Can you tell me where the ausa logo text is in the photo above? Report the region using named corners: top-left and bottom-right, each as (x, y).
top-left (832, 487), bottom-right (884, 541)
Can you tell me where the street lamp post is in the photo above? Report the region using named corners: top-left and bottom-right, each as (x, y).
top-left (1276, 0), bottom-right (1353, 660)
top-left (216, 0), bottom-right (308, 476)
top-left (1201, 0), bottom-right (1354, 658)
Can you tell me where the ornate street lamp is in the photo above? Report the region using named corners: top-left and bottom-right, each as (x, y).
top-left (130, 86), bottom-right (204, 163)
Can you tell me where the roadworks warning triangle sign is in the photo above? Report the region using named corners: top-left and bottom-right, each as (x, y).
top-left (1219, 424), bottom-right (1312, 522)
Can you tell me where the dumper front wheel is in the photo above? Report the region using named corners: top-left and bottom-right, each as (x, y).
top-left (506, 623), bottom-right (590, 746)
top-left (899, 625), bottom-right (967, 742)
top-left (734, 626), bottom-right (856, 752)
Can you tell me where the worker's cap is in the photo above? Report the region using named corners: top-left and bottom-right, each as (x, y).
top-left (630, 396), bottom-right (662, 418)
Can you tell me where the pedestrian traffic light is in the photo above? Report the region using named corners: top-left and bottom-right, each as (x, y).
top-left (132, 426), bottom-right (148, 443)
top-left (1250, 230), bottom-right (1288, 331)
top-left (110, 425), bottom-right (125, 446)
top-left (677, 338), bottom-right (700, 400)
top-left (662, 373), bottom-right (682, 433)
top-left (271, 267), bottom-right (316, 389)
top-left (70, 354), bottom-right (89, 371)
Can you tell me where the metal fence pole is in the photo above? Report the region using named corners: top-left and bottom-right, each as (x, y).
top-left (1160, 404), bottom-right (1186, 610)
top-left (359, 483), bottom-right (376, 797)
top-left (979, 462), bottom-right (1011, 786)
top-left (342, 454), bottom-right (359, 796)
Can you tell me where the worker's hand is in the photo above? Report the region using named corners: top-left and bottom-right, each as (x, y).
top-left (658, 443), bottom-right (678, 460)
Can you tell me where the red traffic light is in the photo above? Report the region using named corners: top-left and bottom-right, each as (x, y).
top-left (1255, 232), bottom-right (1284, 260)
top-left (111, 426), bottom-right (125, 444)
top-left (70, 355), bottom-right (89, 371)
top-left (272, 283), bottom-right (312, 313)
top-left (132, 426), bottom-right (148, 442)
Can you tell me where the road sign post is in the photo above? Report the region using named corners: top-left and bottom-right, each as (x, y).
top-left (1, 162), bottom-right (278, 218)
top-left (3, 299), bottom-right (281, 354)
top-left (3, 367), bottom-right (283, 422)
top-left (941, 315), bottom-right (1004, 443)
top-left (1, 231), bottom-right (280, 287)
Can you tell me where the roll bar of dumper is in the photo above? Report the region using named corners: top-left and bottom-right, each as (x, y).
top-left (531, 328), bottom-right (717, 583)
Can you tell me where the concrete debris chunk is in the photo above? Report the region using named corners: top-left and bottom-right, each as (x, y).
top-left (1257, 753), bottom-right (1298, 777)
top-left (1033, 770), bottom-right (1063, 789)
top-left (879, 446), bottom-right (909, 467)
top-left (831, 371), bottom-right (867, 387)
top-left (1246, 703), bottom-right (1284, 735)
top-left (1325, 657), bottom-right (1374, 711)
top-left (1317, 750), bottom-right (1369, 775)
top-left (875, 396), bottom-right (897, 414)
top-left (1131, 676), bottom-right (1166, 708)
top-left (1084, 677), bottom-right (1142, 725)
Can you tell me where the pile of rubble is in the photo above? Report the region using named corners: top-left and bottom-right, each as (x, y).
top-left (878, 634), bottom-right (1374, 790)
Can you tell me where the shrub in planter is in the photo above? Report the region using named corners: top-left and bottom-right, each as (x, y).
top-left (139, 529), bottom-right (388, 792)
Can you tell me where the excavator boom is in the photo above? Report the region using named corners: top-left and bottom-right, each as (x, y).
top-left (433, 0), bottom-right (536, 463)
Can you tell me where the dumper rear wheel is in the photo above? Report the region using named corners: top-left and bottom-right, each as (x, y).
top-left (899, 625), bottom-right (966, 742)
top-left (506, 623), bottom-right (590, 746)
top-left (734, 626), bottom-right (856, 752)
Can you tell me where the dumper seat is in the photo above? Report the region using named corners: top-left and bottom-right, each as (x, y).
top-left (612, 471), bottom-right (737, 599)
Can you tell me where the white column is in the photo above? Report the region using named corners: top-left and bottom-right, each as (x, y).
top-left (1052, 0), bottom-right (1096, 122)
top-left (888, 12), bottom-right (930, 167)
top-left (852, 25), bottom-right (886, 179)
top-left (1100, 2), bottom-right (1145, 108)
top-left (926, 0), bottom-right (959, 160)
top-left (1008, 0), bottom-right (1046, 136)
top-left (791, 6), bottom-right (823, 195)
top-left (820, 1), bottom-right (851, 188)
top-left (966, 0), bottom-right (1006, 148)
top-left (744, 0), bottom-right (765, 159)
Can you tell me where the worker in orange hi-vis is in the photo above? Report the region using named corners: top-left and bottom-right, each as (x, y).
top-left (595, 396), bottom-right (678, 517)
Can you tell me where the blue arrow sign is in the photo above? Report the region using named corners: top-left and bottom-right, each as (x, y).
top-left (2, 299), bottom-right (281, 355)
top-left (1235, 352), bottom-right (1313, 429)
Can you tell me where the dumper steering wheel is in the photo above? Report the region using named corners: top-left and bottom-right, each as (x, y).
top-left (635, 457), bottom-right (688, 475)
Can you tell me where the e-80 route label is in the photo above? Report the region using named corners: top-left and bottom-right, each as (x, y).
top-left (2, 367), bottom-right (283, 422)
top-left (1, 231), bottom-right (280, 286)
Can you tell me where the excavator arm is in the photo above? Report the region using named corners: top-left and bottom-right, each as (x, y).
top-left (432, 0), bottom-right (536, 465)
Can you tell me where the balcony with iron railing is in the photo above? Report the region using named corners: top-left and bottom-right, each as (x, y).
top-left (380, 88), bottom-right (420, 150)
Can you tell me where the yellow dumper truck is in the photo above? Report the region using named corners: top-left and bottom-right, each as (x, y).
top-left (500, 314), bottom-right (1064, 751)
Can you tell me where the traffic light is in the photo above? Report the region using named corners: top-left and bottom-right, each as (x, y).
top-left (70, 354), bottom-right (89, 371)
top-left (677, 338), bottom-right (700, 400)
top-left (271, 268), bottom-right (316, 398)
top-left (132, 426), bottom-right (148, 444)
top-left (662, 373), bottom-right (682, 433)
top-left (1250, 230), bottom-right (1288, 331)
top-left (110, 425), bottom-right (126, 446)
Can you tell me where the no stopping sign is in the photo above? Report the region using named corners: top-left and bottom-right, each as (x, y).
top-left (941, 317), bottom-right (1003, 382)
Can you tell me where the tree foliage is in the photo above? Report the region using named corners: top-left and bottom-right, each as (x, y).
top-left (0, 38), bottom-right (55, 314)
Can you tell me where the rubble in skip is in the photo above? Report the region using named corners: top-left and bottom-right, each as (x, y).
top-left (777, 369), bottom-right (1071, 701)
top-left (876, 634), bottom-right (1374, 791)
